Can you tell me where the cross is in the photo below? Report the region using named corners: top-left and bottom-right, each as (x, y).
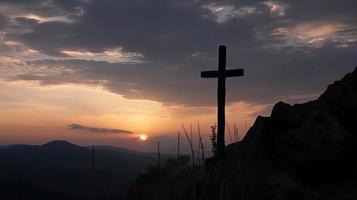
top-left (201, 45), bottom-right (244, 159)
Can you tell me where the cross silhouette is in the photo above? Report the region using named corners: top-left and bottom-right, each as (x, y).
top-left (201, 45), bottom-right (244, 159)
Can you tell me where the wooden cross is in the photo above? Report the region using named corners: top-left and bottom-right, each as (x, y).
top-left (201, 45), bottom-right (244, 159)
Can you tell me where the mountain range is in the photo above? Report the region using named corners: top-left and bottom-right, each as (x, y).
top-left (0, 140), bottom-right (166, 200)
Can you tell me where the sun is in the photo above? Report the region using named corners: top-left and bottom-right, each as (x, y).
top-left (139, 134), bottom-right (148, 141)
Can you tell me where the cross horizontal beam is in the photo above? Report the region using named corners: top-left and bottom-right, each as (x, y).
top-left (201, 68), bottom-right (244, 78)
top-left (200, 70), bottom-right (218, 78)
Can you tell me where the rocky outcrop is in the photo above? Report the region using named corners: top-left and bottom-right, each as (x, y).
top-left (273, 102), bottom-right (352, 165)
top-left (227, 67), bottom-right (357, 200)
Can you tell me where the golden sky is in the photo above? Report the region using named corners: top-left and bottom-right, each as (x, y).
top-left (0, 79), bottom-right (270, 152)
top-left (1, 0), bottom-right (356, 153)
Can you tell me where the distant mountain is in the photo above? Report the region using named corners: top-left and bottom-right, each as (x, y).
top-left (0, 140), bottom-right (168, 200)
top-left (92, 145), bottom-right (172, 158)
top-left (43, 140), bottom-right (83, 149)
top-left (92, 145), bottom-right (154, 156)
top-left (0, 140), bottom-right (160, 178)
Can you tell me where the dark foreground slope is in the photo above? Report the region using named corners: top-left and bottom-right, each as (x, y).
top-left (127, 67), bottom-right (357, 200)
top-left (0, 141), bottom-right (160, 200)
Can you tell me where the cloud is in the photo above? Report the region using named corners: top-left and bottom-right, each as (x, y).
top-left (0, 15), bottom-right (9, 30)
top-left (202, 3), bottom-right (260, 23)
top-left (68, 123), bottom-right (132, 134)
top-left (265, 22), bottom-right (357, 49)
top-left (262, 1), bottom-right (287, 17)
top-left (0, 0), bottom-right (357, 108)
top-left (15, 14), bottom-right (75, 24)
top-left (60, 48), bottom-right (144, 63)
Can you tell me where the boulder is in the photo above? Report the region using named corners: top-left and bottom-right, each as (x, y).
top-left (271, 101), bottom-right (300, 129)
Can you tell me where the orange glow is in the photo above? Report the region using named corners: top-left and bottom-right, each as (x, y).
top-left (139, 134), bottom-right (148, 141)
top-left (0, 79), bottom-right (271, 149)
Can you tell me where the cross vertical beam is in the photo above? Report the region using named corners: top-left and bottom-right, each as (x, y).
top-left (201, 45), bottom-right (244, 159)
top-left (217, 46), bottom-right (226, 159)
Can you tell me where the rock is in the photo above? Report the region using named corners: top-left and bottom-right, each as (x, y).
top-left (275, 108), bottom-right (351, 163)
top-left (266, 68), bottom-right (357, 165)
top-left (271, 101), bottom-right (300, 129)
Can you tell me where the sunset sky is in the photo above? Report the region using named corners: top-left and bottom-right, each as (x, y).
top-left (0, 0), bottom-right (356, 153)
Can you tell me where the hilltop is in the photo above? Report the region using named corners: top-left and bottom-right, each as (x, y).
top-left (127, 67), bottom-right (357, 200)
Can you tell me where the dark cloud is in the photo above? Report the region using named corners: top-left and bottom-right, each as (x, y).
top-left (0, 0), bottom-right (87, 17)
top-left (2, 0), bottom-right (357, 107)
top-left (0, 15), bottom-right (9, 29)
top-left (68, 123), bottom-right (132, 134)
top-left (5, 0), bottom-right (263, 59)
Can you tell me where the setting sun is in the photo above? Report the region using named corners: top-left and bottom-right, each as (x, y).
top-left (139, 134), bottom-right (148, 141)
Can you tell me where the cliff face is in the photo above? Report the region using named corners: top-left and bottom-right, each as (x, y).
top-left (226, 67), bottom-right (357, 199)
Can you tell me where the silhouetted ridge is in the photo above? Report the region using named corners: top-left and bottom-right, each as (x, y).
top-left (319, 66), bottom-right (357, 104)
top-left (0, 140), bottom-right (162, 199)
top-left (317, 66), bottom-right (357, 134)
top-left (232, 66), bottom-right (357, 163)
top-left (0, 140), bottom-right (161, 177)
top-left (42, 140), bottom-right (82, 149)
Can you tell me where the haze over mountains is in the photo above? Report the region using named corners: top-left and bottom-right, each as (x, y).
top-left (0, 140), bottom-right (165, 200)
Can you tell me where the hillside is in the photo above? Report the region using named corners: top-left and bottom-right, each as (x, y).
top-left (224, 66), bottom-right (357, 199)
top-left (127, 67), bottom-right (357, 200)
